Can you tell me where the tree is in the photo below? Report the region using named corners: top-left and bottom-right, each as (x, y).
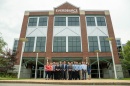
top-left (120, 41), bottom-right (130, 70)
top-left (0, 38), bottom-right (7, 53)
top-left (0, 48), bottom-right (18, 73)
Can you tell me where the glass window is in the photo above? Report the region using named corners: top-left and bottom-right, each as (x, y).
top-left (99, 36), bottom-right (110, 52)
top-left (28, 18), bottom-right (37, 26)
top-left (86, 17), bottom-right (96, 26)
top-left (88, 36), bottom-right (99, 52)
top-left (54, 17), bottom-right (66, 26)
top-left (68, 36), bottom-right (81, 52)
top-left (24, 37), bottom-right (35, 52)
top-left (53, 37), bottom-right (66, 52)
top-left (68, 17), bottom-right (79, 26)
top-left (38, 17), bottom-right (47, 26)
top-left (13, 40), bottom-right (19, 52)
top-left (35, 37), bottom-right (46, 52)
top-left (97, 17), bottom-right (106, 26)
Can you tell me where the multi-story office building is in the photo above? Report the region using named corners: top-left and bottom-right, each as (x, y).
top-left (16, 2), bottom-right (123, 78)
top-left (115, 38), bottom-right (123, 58)
top-left (12, 38), bottom-right (19, 52)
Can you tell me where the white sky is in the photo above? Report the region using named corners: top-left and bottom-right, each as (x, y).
top-left (0, 0), bottom-right (130, 49)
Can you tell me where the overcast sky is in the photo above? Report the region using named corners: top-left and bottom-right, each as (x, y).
top-left (0, 0), bottom-right (130, 49)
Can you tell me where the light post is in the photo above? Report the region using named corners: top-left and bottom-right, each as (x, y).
top-left (35, 50), bottom-right (40, 79)
top-left (106, 37), bottom-right (117, 79)
top-left (95, 50), bottom-right (100, 79)
top-left (35, 53), bottom-right (38, 79)
top-left (18, 38), bottom-right (28, 79)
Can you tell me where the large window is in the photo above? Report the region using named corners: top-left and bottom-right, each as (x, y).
top-left (24, 37), bottom-right (35, 52)
top-left (68, 17), bottom-right (79, 26)
top-left (13, 40), bottom-right (19, 52)
top-left (86, 17), bottom-right (96, 26)
top-left (99, 36), bottom-right (110, 52)
top-left (53, 37), bottom-right (66, 52)
top-left (86, 16), bottom-right (106, 26)
top-left (116, 40), bottom-right (121, 46)
top-left (38, 17), bottom-right (47, 26)
top-left (68, 36), bottom-right (81, 52)
top-left (54, 17), bottom-right (66, 26)
top-left (88, 36), bottom-right (99, 52)
top-left (35, 37), bottom-right (46, 52)
top-left (28, 18), bottom-right (37, 26)
top-left (97, 17), bottom-right (106, 26)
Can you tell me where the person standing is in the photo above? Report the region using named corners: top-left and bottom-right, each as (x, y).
top-left (87, 63), bottom-right (91, 80)
top-left (67, 62), bottom-right (73, 80)
top-left (45, 62), bottom-right (49, 80)
top-left (52, 62), bottom-right (56, 80)
top-left (81, 62), bottom-right (87, 80)
top-left (72, 61), bottom-right (76, 80)
top-left (48, 62), bottom-right (53, 80)
top-left (55, 62), bottom-right (60, 80)
top-left (75, 62), bottom-right (80, 80)
top-left (61, 61), bottom-right (67, 80)
top-left (78, 62), bottom-right (82, 80)
top-left (59, 61), bottom-right (62, 80)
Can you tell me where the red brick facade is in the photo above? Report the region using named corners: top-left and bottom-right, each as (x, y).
top-left (16, 2), bottom-right (120, 65)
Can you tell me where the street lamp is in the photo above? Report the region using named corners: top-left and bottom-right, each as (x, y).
top-left (18, 38), bottom-right (28, 79)
top-left (106, 37), bottom-right (117, 79)
top-left (95, 50), bottom-right (100, 79)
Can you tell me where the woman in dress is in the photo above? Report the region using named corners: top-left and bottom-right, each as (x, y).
top-left (87, 63), bottom-right (91, 80)
top-left (45, 62), bottom-right (49, 80)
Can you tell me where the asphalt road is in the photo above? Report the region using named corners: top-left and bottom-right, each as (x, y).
top-left (0, 83), bottom-right (128, 86)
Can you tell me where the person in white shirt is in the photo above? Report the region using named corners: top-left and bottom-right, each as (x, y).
top-left (81, 62), bottom-right (87, 80)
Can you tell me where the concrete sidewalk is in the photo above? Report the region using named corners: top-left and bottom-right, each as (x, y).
top-left (0, 79), bottom-right (130, 85)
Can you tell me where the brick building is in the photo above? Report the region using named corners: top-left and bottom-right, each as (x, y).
top-left (15, 2), bottom-right (123, 79)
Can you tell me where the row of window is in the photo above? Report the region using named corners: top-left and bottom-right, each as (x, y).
top-left (53, 36), bottom-right (81, 52)
top-left (24, 36), bottom-right (81, 52)
top-left (24, 36), bottom-right (110, 52)
top-left (24, 37), bottom-right (46, 52)
top-left (28, 16), bottom-right (106, 26)
top-left (88, 36), bottom-right (110, 52)
top-left (28, 17), bottom-right (47, 26)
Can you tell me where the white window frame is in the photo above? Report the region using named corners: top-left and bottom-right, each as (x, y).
top-left (54, 16), bottom-right (80, 27)
top-left (27, 16), bottom-right (48, 27)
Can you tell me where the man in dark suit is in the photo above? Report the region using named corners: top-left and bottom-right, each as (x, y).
top-left (61, 61), bottom-right (67, 80)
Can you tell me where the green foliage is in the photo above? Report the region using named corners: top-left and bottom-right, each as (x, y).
top-left (0, 49), bottom-right (18, 73)
top-left (0, 73), bottom-right (17, 78)
top-left (0, 38), bottom-right (7, 53)
top-left (120, 41), bottom-right (130, 69)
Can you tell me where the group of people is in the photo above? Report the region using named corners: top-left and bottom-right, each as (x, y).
top-left (44, 61), bottom-right (91, 80)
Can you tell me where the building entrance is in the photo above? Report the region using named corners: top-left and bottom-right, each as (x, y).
top-left (90, 57), bottom-right (112, 78)
top-left (22, 57), bottom-right (45, 79)
top-left (31, 65), bottom-right (44, 78)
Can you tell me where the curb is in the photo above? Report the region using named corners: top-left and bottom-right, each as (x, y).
top-left (0, 80), bottom-right (130, 85)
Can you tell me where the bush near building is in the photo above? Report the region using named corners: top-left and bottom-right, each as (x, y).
top-left (121, 41), bottom-right (130, 76)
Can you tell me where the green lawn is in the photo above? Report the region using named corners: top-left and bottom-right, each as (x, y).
top-left (0, 77), bottom-right (18, 80)
top-left (122, 78), bottom-right (130, 80)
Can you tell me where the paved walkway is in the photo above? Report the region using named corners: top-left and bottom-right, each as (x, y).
top-left (0, 83), bottom-right (128, 86)
top-left (0, 79), bottom-right (130, 85)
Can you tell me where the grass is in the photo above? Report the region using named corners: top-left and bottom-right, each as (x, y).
top-left (122, 78), bottom-right (130, 80)
top-left (0, 77), bottom-right (18, 80)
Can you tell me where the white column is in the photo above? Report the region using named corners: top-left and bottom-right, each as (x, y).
top-left (18, 42), bottom-right (25, 79)
top-left (97, 52), bottom-right (100, 79)
top-left (35, 53), bottom-right (38, 79)
top-left (110, 41), bottom-right (117, 79)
